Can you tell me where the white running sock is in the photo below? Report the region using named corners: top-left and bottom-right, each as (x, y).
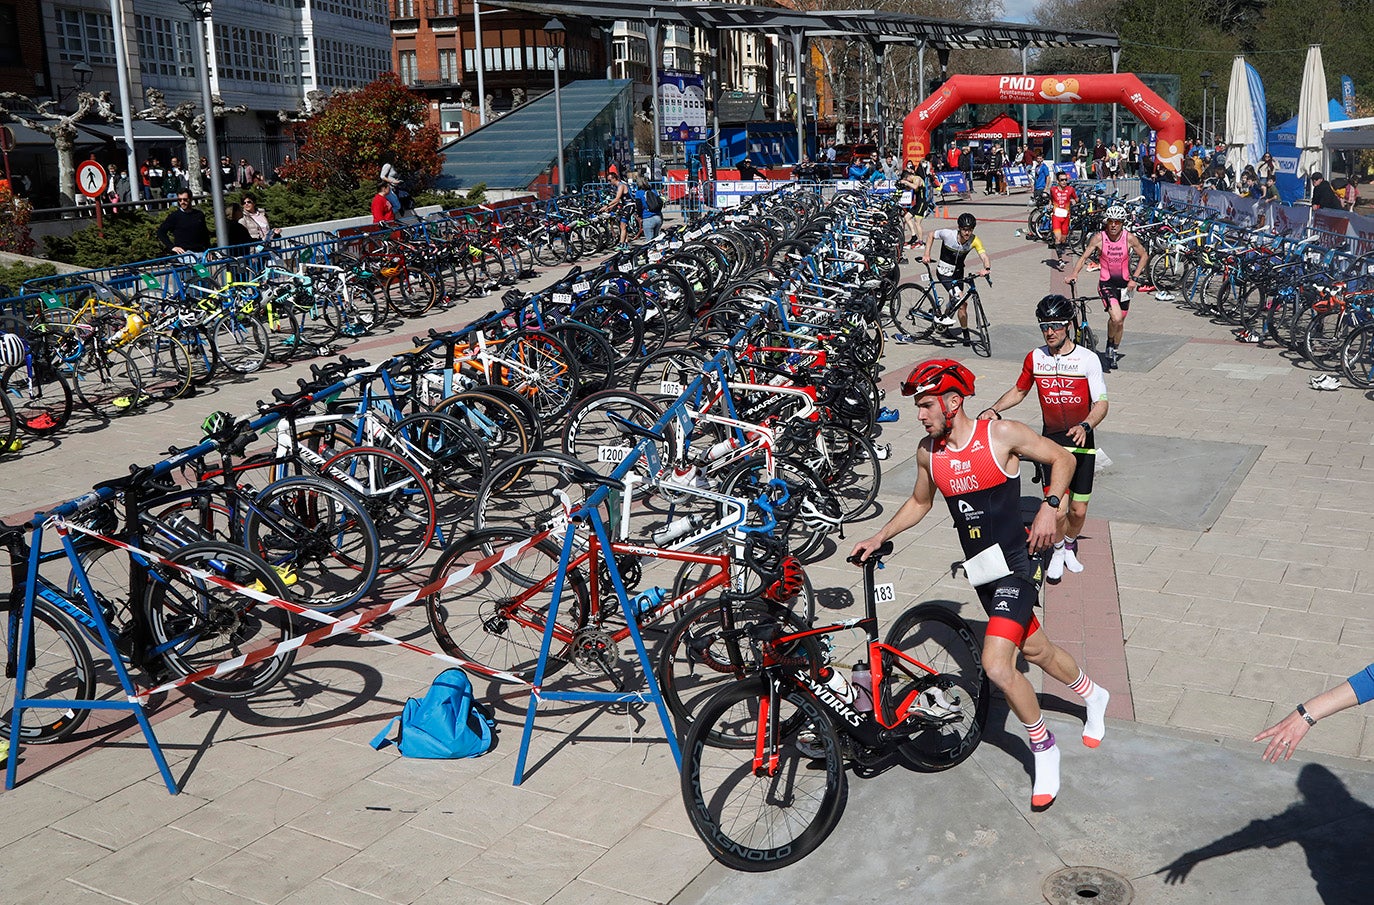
top-left (1046, 543), bottom-right (1066, 582)
top-left (1082, 685), bottom-right (1110, 748)
top-left (1062, 538), bottom-right (1085, 574)
top-left (1031, 734), bottom-right (1060, 810)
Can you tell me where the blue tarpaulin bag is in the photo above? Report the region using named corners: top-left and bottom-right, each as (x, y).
top-left (370, 668), bottom-right (496, 759)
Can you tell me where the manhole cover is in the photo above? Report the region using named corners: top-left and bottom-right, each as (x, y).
top-left (1042, 866), bottom-right (1134, 905)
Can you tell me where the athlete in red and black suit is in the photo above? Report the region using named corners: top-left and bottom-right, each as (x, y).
top-left (851, 359), bottom-right (1111, 812)
top-left (1047, 171), bottom-right (1077, 270)
top-left (981, 294), bottom-right (1109, 582)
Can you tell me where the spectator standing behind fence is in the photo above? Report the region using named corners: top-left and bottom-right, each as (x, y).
top-left (239, 194), bottom-right (280, 242)
top-left (371, 182), bottom-right (395, 224)
top-left (1310, 173), bottom-right (1342, 209)
top-left (236, 158), bottom-right (256, 189)
top-left (222, 202), bottom-right (254, 247)
top-left (157, 190), bottom-right (210, 253)
top-left (141, 157), bottom-right (159, 196)
top-left (272, 156), bottom-right (293, 185)
top-left (162, 157), bottom-right (187, 198)
top-left (219, 155), bottom-right (235, 188)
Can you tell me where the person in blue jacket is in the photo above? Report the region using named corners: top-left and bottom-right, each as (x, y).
top-left (1255, 664), bottom-right (1374, 762)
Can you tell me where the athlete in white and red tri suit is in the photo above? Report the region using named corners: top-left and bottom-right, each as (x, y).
top-left (851, 359), bottom-right (1111, 813)
top-left (979, 295), bottom-right (1109, 583)
top-left (1048, 170), bottom-right (1077, 270)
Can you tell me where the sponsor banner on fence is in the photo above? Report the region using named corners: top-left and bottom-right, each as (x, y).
top-left (1310, 207), bottom-right (1374, 253)
top-left (714, 179), bottom-right (789, 207)
top-left (1264, 200), bottom-right (1312, 237)
top-left (1003, 165), bottom-right (1031, 187)
top-left (935, 171), bottom-right (970, 194)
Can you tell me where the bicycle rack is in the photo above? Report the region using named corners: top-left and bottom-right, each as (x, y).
top-left (5, 518), bottom-right (178, 794)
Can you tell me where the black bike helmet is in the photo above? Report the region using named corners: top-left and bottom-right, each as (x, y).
top-left (956, 212), bottom-right (977, 230)
top-left (1035, 294), bottom-right (1075, 322)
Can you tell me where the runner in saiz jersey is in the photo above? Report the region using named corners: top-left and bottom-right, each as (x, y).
top-left (980, 294), bottom-right (1110, 582)
top-left (920, 212), bottom-right (991, 347)
top-left (851, 359), bottom-right (1111, 813)
top-left (1069, 203), bottom-right (1148, 370)
top-left (1048, 170), bottom-right (1077, 271)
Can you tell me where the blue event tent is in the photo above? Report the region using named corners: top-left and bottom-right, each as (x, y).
top-left (1268, 99), bottom-right (1347, 202)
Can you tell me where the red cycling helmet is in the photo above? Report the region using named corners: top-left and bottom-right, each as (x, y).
top-left (900, 359), bottom-right (976, 399)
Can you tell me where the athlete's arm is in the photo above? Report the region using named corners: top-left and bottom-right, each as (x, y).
top-left (992, 420), bottom-right (1074, 553)
top-left (1069, 233), bottom-right (1102, 281)
top-left (982, 355), bottom-right (1033, 418)
top-left (921, 237), bottom-right (940, 264)
top-left (851, 443), bottom-right (935, 561)
top-left (972, 236), bottom-right (991, 273)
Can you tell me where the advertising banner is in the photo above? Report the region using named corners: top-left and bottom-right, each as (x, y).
top-left (659, 71), bottom-right (707, 142)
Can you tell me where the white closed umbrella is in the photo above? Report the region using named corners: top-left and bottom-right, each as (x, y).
top-left (1224, 55), bottom-right (1266, 176)
top-left (1294, 44), bottom-right (1329, 180)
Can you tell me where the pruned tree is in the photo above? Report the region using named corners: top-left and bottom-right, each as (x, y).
top-left (137, 88), bottom-right (247, 195)
top-left (0, 91), bottom-right (114, 206)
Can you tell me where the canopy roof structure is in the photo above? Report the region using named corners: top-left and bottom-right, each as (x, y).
top-left (956, 114), bottom-right (1051, 140)
top-left (492, 0), bottom-right (1119, 51)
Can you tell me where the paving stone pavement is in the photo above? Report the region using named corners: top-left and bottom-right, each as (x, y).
top-left (2, 191), bottom-right (1373, 904)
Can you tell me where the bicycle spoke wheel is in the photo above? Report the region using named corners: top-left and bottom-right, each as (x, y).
top-left (434, 390), bottom-right (532, 465)
top-left (393, 411), bottom-right (491, 503)
top-left (425, 527), bottom-right (587, 680)
top-left (968, 293), bottom-right (992, 358)
top-left (783, 422), bottom-right (881, 522)
top-left (882, 603), bottom-right (988, 772)
top-left (474, 451), bottom-right (600, 547)
top-left (560, 390), bottom-right (666, 490)
top-left (142, 541), bottom-right (296, 697)
top-left (321, 447), bottom-right (437, 574)
top-left (4, 362), bottom-right (75, 434)
top-left (211, 310), bottom-right (270, 375)
top-left (1, 599), bottom-right (95, 743)
top-left (243, 476), bottom-right (381, 612)
top-left (895, 283), bottom-right (939, 341)
top-left (123, 330), bottom-right (193, 402)
top-left (681, 681), bottom-right (847, 872)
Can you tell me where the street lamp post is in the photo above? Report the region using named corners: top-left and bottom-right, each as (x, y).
top-left (544, 17), bottom-right (566, 198)
top-left (1200, 70), bottom-right (1211, 147)
top-left (178, 0), bottom-right (228, 247)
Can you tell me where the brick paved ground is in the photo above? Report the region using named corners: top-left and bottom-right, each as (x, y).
top-left (2, 191), bottom-right (1373, 903)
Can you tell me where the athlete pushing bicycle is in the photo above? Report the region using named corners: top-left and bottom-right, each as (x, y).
top-left (912, 212), bottom-right (991, 348)
top-left (851, 359), bottom-right (1111, 811)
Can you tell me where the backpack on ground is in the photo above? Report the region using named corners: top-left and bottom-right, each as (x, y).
top-left (644, 188), bottom-right (663, 215)
top-left (370, 668), bottom-right (496, 759)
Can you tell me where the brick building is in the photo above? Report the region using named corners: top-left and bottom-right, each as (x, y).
top-left (0, 0), bottom-right (50, 96)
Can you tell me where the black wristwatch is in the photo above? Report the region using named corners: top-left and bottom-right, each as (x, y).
top-left (1043, 495), bottom-right (1062, 509)
top-left (1079, 421), bottom-right (1092, 433)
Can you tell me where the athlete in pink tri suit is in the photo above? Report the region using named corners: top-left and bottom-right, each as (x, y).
top-left (851, 359), bottom-right (1111, 812)
top-left (979, 295), bottom-right (1110, 582)
top-left (1069, 203), bottom-right (1148, 370)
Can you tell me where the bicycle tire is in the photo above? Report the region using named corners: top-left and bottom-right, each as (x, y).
top-left (1, 597), bottom-right (95, 743)
top-left (243, 475), bottom-right (381, 612)
top-left (1341, 323), bottom-right (1374, 389)
top-left (547, 320), bottom-right (617, 397)
top-left (560, 389), bottom-right (666, 491)
top-left (122, 330), bottom-right (193, 402)
top-left (882, 602), bottom-right (989, 771)
top-left (473, 451), bottom-right (600, 544)
top-left (210, 308), bottom-right (271, 375)
top-left (141, 540), bottom-right (296, 697)
top-left (321, 446), bottom-right (437, 574)
top-left (628, 346), bottom-right (709, 405)
top-left (721, 459), bottom-right (841, 563)
top-left (1302, 310), bottom-right (1347, 371)
top-left (384, 270), bottom-right (438, 318)
top-left (968, 290), bottom-right (992, 358)
top-left (894, 282), bottom-right (940, 341)
top-left (681, 679), bottom-right (848, 871)
top-left (3, 362), bottom-right (75, 435)
top-left (782, 421), bottom-right (881, 522)
top-left (425, 527), bottom-right (587, 680)
top-left (491, 329), bottom-right (581, 425)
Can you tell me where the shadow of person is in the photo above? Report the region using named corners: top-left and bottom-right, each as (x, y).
top-left (1159, 763), bottom-right (1374, 903)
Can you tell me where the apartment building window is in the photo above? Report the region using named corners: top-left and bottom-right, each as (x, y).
top-left (431, 0), bottom-right (455, 15)
top-left (398, 49), bottom-right (418, 84)
top-left (214, 23), bottom-right (286, 84)
top-left (135, 15), bottom-right (195, 79)
top-left (394, 0), bottom-right (416, 17)
top-left (438, 48), bottom-right (457, 83)
top-left (0, 5), bottom-right (20, 68)
top-left (54, 7), bottom-right (116, 64)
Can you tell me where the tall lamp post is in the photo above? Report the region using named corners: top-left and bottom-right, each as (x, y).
top-left (1200, 70), bottom-right (1211, 147)
top-left (178, 0), bottom-right (228, 246)
top-left (544, 17), bottom-right (566, 197)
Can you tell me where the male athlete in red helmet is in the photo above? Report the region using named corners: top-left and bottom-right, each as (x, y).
top-left (850, 359), bottom-right (1111, 811)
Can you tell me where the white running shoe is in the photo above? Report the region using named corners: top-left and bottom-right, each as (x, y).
top-left (1311, 374), bottom-right (1341, 391)
top-left (1046, 545), bottom-right (1066, 583)
top-left (935, 314), bottom-right (959, 328)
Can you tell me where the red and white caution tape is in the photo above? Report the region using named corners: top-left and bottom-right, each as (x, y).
top-left (51, 518), bottom-right (553, 699)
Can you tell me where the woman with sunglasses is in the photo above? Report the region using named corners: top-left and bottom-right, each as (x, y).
top-left (1257, 153), bottom-right (1276, 181)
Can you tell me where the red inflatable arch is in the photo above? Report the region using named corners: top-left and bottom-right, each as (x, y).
top-left (902, 73), bottom-right (1186, 176)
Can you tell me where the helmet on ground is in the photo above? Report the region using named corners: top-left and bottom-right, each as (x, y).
top-left (1035, 295), bottom-right (1075, 322)
top-left (1104, 204), bottom-right (1128, 222)
top-left (901, 359), bottom-right (976, 399)
top-left (0, 332), bottom-right (25, 368)
top-left (956, 212), bottom-right (977, 230)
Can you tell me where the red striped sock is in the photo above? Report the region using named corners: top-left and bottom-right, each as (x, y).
top-left (1069, 670), bottom-right (1096, 698)
top-left (1024, 717), bottom-right (1050, 746)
